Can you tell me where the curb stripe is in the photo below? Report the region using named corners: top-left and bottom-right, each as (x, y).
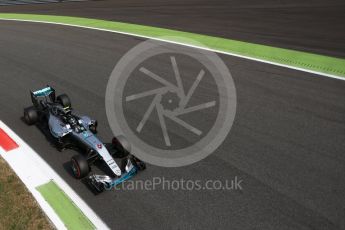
top-left (0, 13), bottom-right (344, 81)
top-left (36, 181), bottom-right (95, 230)
top-left (0, 128), bottom-right (18, 151)
top-left (0, 120), bottom-right (110, 230)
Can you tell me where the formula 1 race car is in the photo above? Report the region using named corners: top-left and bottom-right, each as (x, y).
top-left (23, 86), bottom-right (146, 192)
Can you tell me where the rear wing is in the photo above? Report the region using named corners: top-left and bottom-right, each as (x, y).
top-left (30, 86), bottom-right (56, 107)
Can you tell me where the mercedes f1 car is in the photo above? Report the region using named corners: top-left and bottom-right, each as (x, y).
top-left (23, 86), bottom-right (146, 192)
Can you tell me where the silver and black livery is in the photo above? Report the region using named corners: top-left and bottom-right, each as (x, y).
top-left (23, 86), bottom-right (146, 192)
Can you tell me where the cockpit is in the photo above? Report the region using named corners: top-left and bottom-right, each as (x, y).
top-left (52, 105), bottom-right (86, 133)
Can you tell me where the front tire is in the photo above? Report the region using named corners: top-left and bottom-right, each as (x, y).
top-left (24, 106), bottom-right (38, 125)
top-left (71, 155), bottom-right (90, 179)
top-left (132, 156), bottom-right (146, 171)
top-left (111, 135), bottom-right (131, 158)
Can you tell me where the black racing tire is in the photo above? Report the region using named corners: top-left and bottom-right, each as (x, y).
top-left (57, 94), bottom-right (71, 108)
top-left (112, 135), bottom-right (131, 157)
top-left (71, 155), bottom-right (90, 179)
top-left (136, 161), bottom-right (146, 171)
top-left (132, 156), bottom-right (146, 171)
top-left (24, 106), bottom-right (38, 125)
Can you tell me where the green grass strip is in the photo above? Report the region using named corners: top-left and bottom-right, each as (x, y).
top-left (36, 181), bottom-right (94, 230)
top-left (0, 13), bottom-right (344, 78)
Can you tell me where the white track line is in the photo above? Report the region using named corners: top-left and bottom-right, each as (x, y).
top-left (0, 120), bottom-right (110, 230)
top-left (0, 18), bottom-right (344, 81)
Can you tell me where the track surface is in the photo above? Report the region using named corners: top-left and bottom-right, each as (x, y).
top-left (0, 21), bottom-right (345, 229)
top-left (0, 0), bottom-right (345, 58)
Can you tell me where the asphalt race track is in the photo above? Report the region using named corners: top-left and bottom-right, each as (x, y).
top-left (0, 20), bottom-right (345, 229)
top-left (0, 0), bottom-right (345, 58)
top-left (1, 0), bottom-right (345, 229)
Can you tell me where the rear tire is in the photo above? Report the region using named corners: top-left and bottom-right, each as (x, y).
top-left (71, 155), bottom-right (90, 179)
top-left (57, 94), bottom-right (71, 108)
top-left (24, 106), bottom-right (38, 125)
